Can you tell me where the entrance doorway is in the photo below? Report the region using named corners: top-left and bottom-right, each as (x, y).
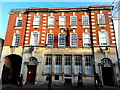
top-left (2, 54), bottom-right (22, 84)
top-left (26, 65), bottom-right (37, 84)
top-left (102, 67), bottom-right (114, 86)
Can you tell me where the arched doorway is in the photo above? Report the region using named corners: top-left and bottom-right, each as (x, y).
top-left (101, 58), bottom-right (115, 86)
top-left (25, 57), bottom-right (38, 84)
top-left (2, 54), bottom-right (22, 84)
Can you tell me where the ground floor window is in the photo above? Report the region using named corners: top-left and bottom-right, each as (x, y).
top-left (45, 55), bottom-right (52, 73)
top-left (85, 55), bottom-right (93, 75)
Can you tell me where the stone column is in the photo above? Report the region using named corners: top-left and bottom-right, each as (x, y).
top-left (62, 54), bottom-right (64, 74)
top-left (72, 54), bottom-right (75, 74)
top-left (52, 54), bottom-right (55, 74)
top-left (82, 54), bottom-right (85, 75)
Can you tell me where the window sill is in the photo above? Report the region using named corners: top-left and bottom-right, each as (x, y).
top-left (98, 24), bottom-right (106, 27)
top-left (14, 26), bottom-right (22, 29)
top-left (48, 26), bottom-right (54, 28)
top-left (82, 25), bottom-right (90, 28)
top-left (33, 25), bottom-right (40, 28)
top-left (59, 25), bottom-right (66, 28)
top-left (70, 25), bottom-right (78, 28)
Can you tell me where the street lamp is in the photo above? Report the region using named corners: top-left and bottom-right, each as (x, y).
top-left (29, 45), bottom-right (34, 57)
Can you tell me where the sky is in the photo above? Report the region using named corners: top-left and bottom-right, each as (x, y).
top-left (0, 1), bottom-right (118, 39)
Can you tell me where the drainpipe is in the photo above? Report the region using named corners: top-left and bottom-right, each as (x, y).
top-left (88, 6), bottom-right (97, 89)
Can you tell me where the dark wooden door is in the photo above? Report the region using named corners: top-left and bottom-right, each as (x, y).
top-left (102, 67), bottom-right (114, 86)
top-left (26, 65), bottom-right (37, 84)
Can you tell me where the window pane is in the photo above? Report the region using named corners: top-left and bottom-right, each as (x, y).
top-left (16, 17), bottom-right (22, 27)
top-left (48, 16), bottom-right (54, 26)
top-left (82, 15), bottom-right (89, 25)
top-left (70, 33), bottom-right (78, 46)
top-left (64, 55), bottom-right (72, 74)
top-left (58, 33), bottom-right (66, 46)
top-left (70, 16), bottom-right (77, 25)
top-left (99, 31), bottom-right (108, 46)
top-left (55, 55), bottom-right (62, 73)
top-left (98, 14), bottom-right (106, 24)
top-left (13, 33), bottom-right (20, 46)
top-left (47, 33), bottom-right (54, 46)
top-left (83, 33), bottom-right (90, 46)
top-left (74, 55), bottom-right (82, 74)
top-left (45, 55), bottom-right (52, 73)
top-left (59, 16), bottom-right (66, 26)
top-left (85, 55), bottom-right (93, 75)
top-left (33, 16), bottom-right (40, 25)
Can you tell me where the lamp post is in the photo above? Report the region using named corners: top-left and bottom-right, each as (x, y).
top-left (29, 45), bottom-right (34, 57)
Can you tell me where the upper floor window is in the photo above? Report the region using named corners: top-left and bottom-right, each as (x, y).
top-left (82, 15), bottom-right (89, 25)
top-left (48, 16), bottom-right (54, 26)
top-left (70, 33), bottom-right (78, 46)
top-left (98, 14), bottom-right (106, 25)
top-left (15, 17), bottom-right (22, 27)
top-left (12, 33), bottom-right (20, 46)
top-left (59, 16), bottom-right (66, 26)
top-left (58, 33), bottom-right (66, 46)
top-left (70, 16), bottom-right (77, 26)
top-left (83, 33), bottom-right (90, 46)
top-left (98, 31), bottom-right (108, 46)
top-left (30, 31), bottom-right (39, 46)
top-left (33, 16), bottom-right (40, 26)
top-left (46, 33), bottom-right (54, 46)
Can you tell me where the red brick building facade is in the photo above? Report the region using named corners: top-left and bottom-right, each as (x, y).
top-left (0, 5), bottom-right (119, 86)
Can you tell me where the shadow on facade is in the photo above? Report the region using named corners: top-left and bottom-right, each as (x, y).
top-left (1, 54), bottom-right (22, 84)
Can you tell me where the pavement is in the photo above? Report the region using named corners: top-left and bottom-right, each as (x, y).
top-left (1, 84), bottom-right (120, 90)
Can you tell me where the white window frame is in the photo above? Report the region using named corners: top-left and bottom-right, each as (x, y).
top-left (15, 17), bottom-right (22, 27)
top-left (30, 31), bottom-right (40, 46)
top-left (64, 55), bottom-right (72, 74)
top-left (82, 15), bottom-right (89, 25)
top-left (70, 16), bottom-right (77, 26)
top-left (83, 33), bottom-right (91, 46)
top-left (85, 55), bottom-right (93, 75)
top-left (98, 31), bottom-right (109, 46)
top-left (46, 33), bottom-right (54, 46)
top-left (74, 55), bottom-right (82, 74)
top-left (45, 55), bottom-right (52, 74)
top-left (12, 33), bottom-right (20, 46)
top-left (97, 14), bottom-right (106, 25)
top-left (55, 55), bottom-right (62, 74)
top-left (59, 16), bottom-right (66, 26)
top-left (48, 16), bottom-right (54, 26)
top-left (70, 33), bottom-right (78, 46)
top-left (58, 33), bottom-right (66, 46)
top-left (33, 16), bottom-right (40, 26)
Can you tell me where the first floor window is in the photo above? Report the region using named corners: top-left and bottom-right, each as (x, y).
top-left (83, 33), bottom-right (90, 46)
top-left (58, 33), bottom-right (66, 46)
top-left (64, 55), bottom-right (72, 74)
top-left (85, 55), bottom-right (93, 75)
top-left (70, 33), bottom-right (78, 46)
top-left (33, 16), bottom-right (40, 25)
top-left (98, 14), bottom-right (106, 25)
top-left (30, 31), bottom-right (39, 46)
top-left (48, 16), bottom-right (54, 26)
top-left (45, 55), bottom-right (52, 73)
top-left (12, 33), bottom-right (20, 46)
top-left (46, 33), bottom-right (54, 46)
top-left (59, 16), bottom-right (66, 26)
top-left (70, 16), bottom-right (77, 26)
top-left (74, 55), bottom-right (82, 74)
top-left (15, 17), bottom-right (22, 27)
top-left (82, 15), bottom-right (89, 25)
top-left (55, 55), bottom-right (62, 73)
top-left (98, 31), bottom-right (108, 46)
